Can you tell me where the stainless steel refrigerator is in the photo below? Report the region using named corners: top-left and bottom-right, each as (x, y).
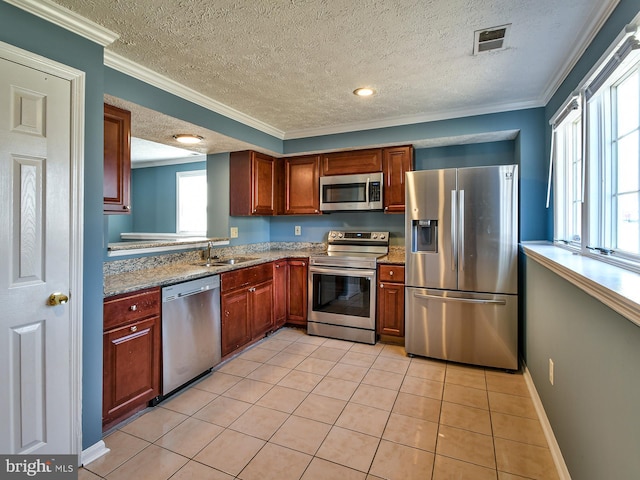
top-left (405, 165), bottom-right (518, 370)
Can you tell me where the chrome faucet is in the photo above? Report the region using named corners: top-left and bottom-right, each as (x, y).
top-left (207, 241), bottom-right (213, 263)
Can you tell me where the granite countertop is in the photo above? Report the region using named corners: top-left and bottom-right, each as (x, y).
top-left (104, 249), bottom-right (321, 297)
top-left (105, 245), bottom-right (407, 297)
top-left (378, 247), bottom-right (405, 264)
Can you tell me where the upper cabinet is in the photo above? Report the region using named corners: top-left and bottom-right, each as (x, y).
top-left (103, 104), bottom-right (131, 214)
top-left (383, 145), bottom-right (414, 213)
top-left (284, 155), bottom-right (321, 215)
top-left (321, 148), bottom-right (383, 176)
top-left (228, 146), bottom-right (412, 216)
top-left (230, 150), bottom-right (276, 216)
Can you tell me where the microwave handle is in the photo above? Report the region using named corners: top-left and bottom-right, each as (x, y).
top-left (365, 177), bottom-right (370, 206)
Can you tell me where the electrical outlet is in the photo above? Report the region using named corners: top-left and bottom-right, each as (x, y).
top-left (549, 358), bottom-right (554, 385)
top-left (294, 225), bottom-right (301, 236)
top-left (230, 227), bottom-right (238, 238)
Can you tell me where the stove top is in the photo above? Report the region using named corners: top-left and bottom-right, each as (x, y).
top-left (310, 231), bottom-right (390, 269)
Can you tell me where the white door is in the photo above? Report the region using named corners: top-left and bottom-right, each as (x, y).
top-left (0, 56), bottom-right (74, 454)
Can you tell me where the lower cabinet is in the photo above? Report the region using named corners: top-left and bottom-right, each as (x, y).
top-left (273, 258), bottom-right (308, 328)
top-left (221, 263), bottom-right (274, 357)
top-left (287, 259), bottom-right (308, 326)
top-left (377, 264), bottom-right (405, 337)
top-left (103, 287), bottom-right (161, 430)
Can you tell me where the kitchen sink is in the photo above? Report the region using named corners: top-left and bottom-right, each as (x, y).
top-left (193, 256), bottom-right (258, 267)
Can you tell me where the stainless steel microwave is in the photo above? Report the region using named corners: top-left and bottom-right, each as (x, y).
top-left (319, 172), bottom-right (384, 212)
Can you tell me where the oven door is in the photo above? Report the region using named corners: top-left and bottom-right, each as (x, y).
top-left (307, 265), bottom-right (377, 330)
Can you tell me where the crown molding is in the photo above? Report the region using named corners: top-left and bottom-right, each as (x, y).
top-left (104, 50), bottom-right (285, 140)
top-left (283, 99), bottom-right (543, 140)
top-left (540, 0), bottom-right (620, 105)
top-left (5, 0), bottom-right (118, 46)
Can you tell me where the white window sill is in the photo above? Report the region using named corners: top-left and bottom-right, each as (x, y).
top-left (521, 241), bottom-right (640, 328)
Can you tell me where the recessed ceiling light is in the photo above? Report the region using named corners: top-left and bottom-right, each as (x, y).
top-left (353, 87), bottom-right (376, 97)
top-left (173, 134), bottom-right (203, 144)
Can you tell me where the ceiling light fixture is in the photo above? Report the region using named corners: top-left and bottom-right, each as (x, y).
top-left (173, 134), bottom-right (204, 144)
top-left (353, 87), bottom-right (376, 97)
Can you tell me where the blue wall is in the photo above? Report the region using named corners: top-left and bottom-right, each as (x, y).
top-left (271, 140), bottom-right (519, 245)
top-left (132, 161), bottom-right (206, 233)
top-left (0, 2), bottom-right (105, 450)
top-left (285, 109), bottom-right (547, 242)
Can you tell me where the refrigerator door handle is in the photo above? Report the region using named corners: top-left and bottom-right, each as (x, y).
top-left (413, 292), bottom-right (506, 306)
top-left (451, 190), bottom-right (457, 271)
top-left (459, 189), bottom-right (465, 272)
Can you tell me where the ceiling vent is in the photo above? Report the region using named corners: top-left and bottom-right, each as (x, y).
top-left (473, 24), bottom-right (510, 55)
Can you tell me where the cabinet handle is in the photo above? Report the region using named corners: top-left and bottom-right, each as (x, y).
top-left (380, 283), bottom-right (384, 288)
top-left (302, 262), bottom-right (306, 266)
top-left (389, 271), bottom-right (394, 276)
top-left (130, 325), bottom-right (137, 332)
top-left (225, 310), bottom-right (229, 316)
top-left (129, 304), bottom-right (137, 311)
top-left (123, 205), bottom-right (131, 210)
top-left (276, 264), bottom-right (280, 268)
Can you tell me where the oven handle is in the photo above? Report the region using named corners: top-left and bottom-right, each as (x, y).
top-left (309, 265), bottom-right (376, 278)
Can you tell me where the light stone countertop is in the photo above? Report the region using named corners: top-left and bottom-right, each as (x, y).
top-left (105, 245), bottom-right (407, 298)
top-left (104, 250), bottom-right (321, 297)
top-left (378, 247), bottom-right (405, 264)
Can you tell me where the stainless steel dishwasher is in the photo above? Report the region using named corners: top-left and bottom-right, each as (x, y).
top-left (161, 275), bottom-right (221, 396)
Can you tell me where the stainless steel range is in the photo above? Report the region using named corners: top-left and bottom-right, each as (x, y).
top-left (308, 231), bottom-right (389, 344)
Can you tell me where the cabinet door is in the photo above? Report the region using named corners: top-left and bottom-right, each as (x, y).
top-left (252, 152), bottom-right (275, 215)
top-left (103, 316), bottom-right (160, 426)
top-left (221, 289), bottom-right (251, 356)
top-left (383, 146), bottom-right (413, 213)
top-left (322, 149), bottom-right (383, 176)
top-left (273, 261), bottom-right (287, 328)
top-left (250, 281), bottom-right (274, 339)
top-left (103, 104), bottom-right (131, 214)
top-left (285, 156), bottom-right (320, 214)
top-left (287, 259), bottom-right (308, 325)
top-left (377, 282), bottom-right (405, 337)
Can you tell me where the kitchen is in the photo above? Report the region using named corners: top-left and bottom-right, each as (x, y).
top-left (0, 1), bottom-right (639, 480)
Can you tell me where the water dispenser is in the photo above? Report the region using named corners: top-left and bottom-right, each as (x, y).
top-left (412, 219), bottom-right (438, 252)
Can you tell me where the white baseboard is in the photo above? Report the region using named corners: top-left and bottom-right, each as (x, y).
top-left (81, 440), bottom-right (110, 466)
top-left (522, 363), bottom-right (572, 480)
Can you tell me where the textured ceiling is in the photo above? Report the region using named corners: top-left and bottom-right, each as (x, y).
top-left (52, 0), bottom-right (619, 156)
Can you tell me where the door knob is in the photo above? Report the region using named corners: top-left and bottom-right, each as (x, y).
top-left (48, 292), bottom-right (69, 306)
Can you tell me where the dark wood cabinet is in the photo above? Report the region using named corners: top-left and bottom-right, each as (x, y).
top-left (103, 287), bottom-right (161, 430)
top-left (383, 146), bottom-right (413, 213)
top-left (321, 149), bottom-right (383, 176)
top-left (377, 264), bottom-right (405, 337)
top-left (273, 260), bottom-right (287, 328)
top-left (284, 155), bottom-right (321, 214)
top-left (221, 288), bottom-right (252, 356)
top-left (286, 259), bottom-right (308, 326)
top-left (230, 150), bottom-right (276, 216)
top-left (221, 263), bottom-right (274, 356)
top-left (272, 258), bottom-right (308, 328)
top-left (104, 104), bottom-right (131, 214)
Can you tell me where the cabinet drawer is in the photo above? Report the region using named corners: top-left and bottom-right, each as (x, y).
top-left (221, 263), bottom-right (273, 292)
top-left (104, 287), bottom-right (160, 331)
top-left (378, 264), bottom-right (405, 283)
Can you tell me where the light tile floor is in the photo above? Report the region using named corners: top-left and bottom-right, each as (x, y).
top-left (81, 328), bottom-right (560, 480)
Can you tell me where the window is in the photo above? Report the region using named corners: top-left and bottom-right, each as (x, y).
top-left (552, 32), bottom-right (640, 271)
top-left (553, 104), bottom-right (583, 246)
top-left (176, 170), bottom-right (207, 235)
